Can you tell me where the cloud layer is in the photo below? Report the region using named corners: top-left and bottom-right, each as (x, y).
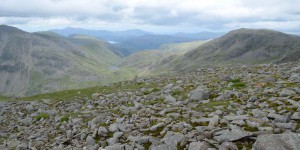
top-left (0, 0), bottom-right (299, 33)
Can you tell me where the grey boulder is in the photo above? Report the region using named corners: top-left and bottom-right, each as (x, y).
top-left (252, 132), bottom-right (300, 150)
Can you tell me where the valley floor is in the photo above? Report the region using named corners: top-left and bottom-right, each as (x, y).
top-left (1, 62), bottom-right (300, 150)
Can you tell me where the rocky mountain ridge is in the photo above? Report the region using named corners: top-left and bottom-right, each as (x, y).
top-left (175, 28), bottom-right (300, 71)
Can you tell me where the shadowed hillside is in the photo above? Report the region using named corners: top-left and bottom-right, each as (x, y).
top-left (0, 25), bottom-right (133, 96)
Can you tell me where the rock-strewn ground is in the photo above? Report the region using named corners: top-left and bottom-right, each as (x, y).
top-left (1, 62), bottom-right (300, 150)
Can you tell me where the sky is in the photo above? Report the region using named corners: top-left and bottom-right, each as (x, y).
top-left (0, 0), bottom-right (300, 34)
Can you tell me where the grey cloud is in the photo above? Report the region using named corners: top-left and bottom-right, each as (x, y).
top-left (0, 0), bottom-right (299, 33)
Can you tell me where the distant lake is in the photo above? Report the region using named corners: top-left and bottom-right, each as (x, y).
top-left (108, 41), bottom-right (119, 44)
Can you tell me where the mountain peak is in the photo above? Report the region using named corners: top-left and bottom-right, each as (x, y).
top-left (227, 28), bottom-right (288, 36)
top-left (176, 28), bottom-right (300, 71)
top-left (0, 24), bottom-right (26, 34)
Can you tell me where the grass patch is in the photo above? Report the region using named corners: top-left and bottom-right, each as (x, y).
top-left (228, 78), bottom-right (247, 89)
top-left (0, 95), bottom-right (12, 101)
top-left (144, 98), bottom-right (166, 105)
top-left (143, 88), bottom-right (160, 95)
top-left (232, 82), bottom-right (247, 89)
top-left (268, 102), bottom-right (280, 108)
top-left (143, 91), bottom-right (151, 95)
top-left (228, 79), bottom-right (241, 83)
top-left (191, 121), bottom-right (209, 127)
top-left (244, 124), bottom-right (259, 132)
top-left (124, 102), bottom-right (134, 107)
top-left (171, 90), bottom-right (182, 97)
top-left (60, 116), bottom-right (69, 122)
top-left (35, 113), bottom-right (49, 120)
top-left (19, 81), bottom-right (157, 101)
top-left (296, 123), bottom-right (300, 130)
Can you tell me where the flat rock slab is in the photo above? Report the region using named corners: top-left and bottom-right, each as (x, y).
top-left (213, 130), bottom-right (252, 143)
top-left (223, 115), bottom-right (249, 121)
top-left (291, 112), bottom-right (300, 120)
top-left (253, 133), bottom-right (300, 150)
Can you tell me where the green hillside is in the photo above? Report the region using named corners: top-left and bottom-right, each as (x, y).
top-left (0, 25), bottom-right (134, 96)
top-left (121, 40), bottom-right (207, 75)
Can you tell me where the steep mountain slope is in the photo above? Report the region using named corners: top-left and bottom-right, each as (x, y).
top-left (0, 25), bottom-right (129, 96)
top-left (174, 28), bottom-right (300, 71)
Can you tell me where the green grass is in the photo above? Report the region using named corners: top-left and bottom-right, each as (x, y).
top-left (143, 88), bottom-right (161, 95)
top-left (60, 116), bottom-right (69, 122)
top-left (144, 98), bottom-right (166, 105)
top-left (228, 78), bottom-right (241, 83)
top-left (124, 102), bottom-right (135, 107)
top-left (232, 82), bottom-right (247, 89)
top-left (0, 95), bottom-right (11, 101)
top-left (244, 124), bottom-right (259, 132)
top-left (191, 121), bottom-right (209, 127)
top-left (18, 81), bottom-right (157, 101)
top-left (228, 78), bottom-right (247, 89)
top-left (35, 113), bottom-right (49, 120)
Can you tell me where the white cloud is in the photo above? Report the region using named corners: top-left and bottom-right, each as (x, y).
top-left (0, 0), bottom-right (299, 33)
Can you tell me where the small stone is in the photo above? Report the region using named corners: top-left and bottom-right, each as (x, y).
top-left (109, 123), bottom-right (119, 132)
top-left (213, 129), bottom-right (251, 143)
top-left (165, 95), bottom-right (176, 103)
top-left (189, 141), bottom-right (210, 150)
top-left (86, 136), bottom-right (95, 146)
top-left (161, 131), bottom-right (185, 146)
top-left (208, 115), bottom-right (219, 128)
top-left (189, 86), bottom-right (210, 101)
top-left (275, 123), bottom-right (297, 130)
top-left (280, 89), bottom-right (296, 97)
top-left (16, 143), bottom-right (28, 150)
top-left (150, 122), bottom-right (165, 131)
top-left (219, 142), bottom-right (238, 150)
top-left (267, 113), bottom-right (289, 123)
top-left (105, 144), bottom-right (125, 150)
top-left (150, 144), bottom-right (176, 150)
top-left (291, 112), bottom-right (300, 120)
top-left (248, 96), bottom-right (258, 102)
top-left (223, 115), bottom-right (249, 121)
top-left (252, 109), bottom-right (266, 118)
top-left (107, 138), bottom-right (118, 146)
top-left (98, 127), bottom-right (109, 136)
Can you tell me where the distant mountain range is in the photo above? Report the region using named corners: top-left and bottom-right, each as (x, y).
top-left (50, 27), bottom-right (224, 55)
top-left (51, 27), bottom-right (151, 41)
top-left (1, 25), bottom-right (300, 96)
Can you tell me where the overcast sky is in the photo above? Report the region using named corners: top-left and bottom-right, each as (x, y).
top-left (0, 0), bottom-right (300, 34)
